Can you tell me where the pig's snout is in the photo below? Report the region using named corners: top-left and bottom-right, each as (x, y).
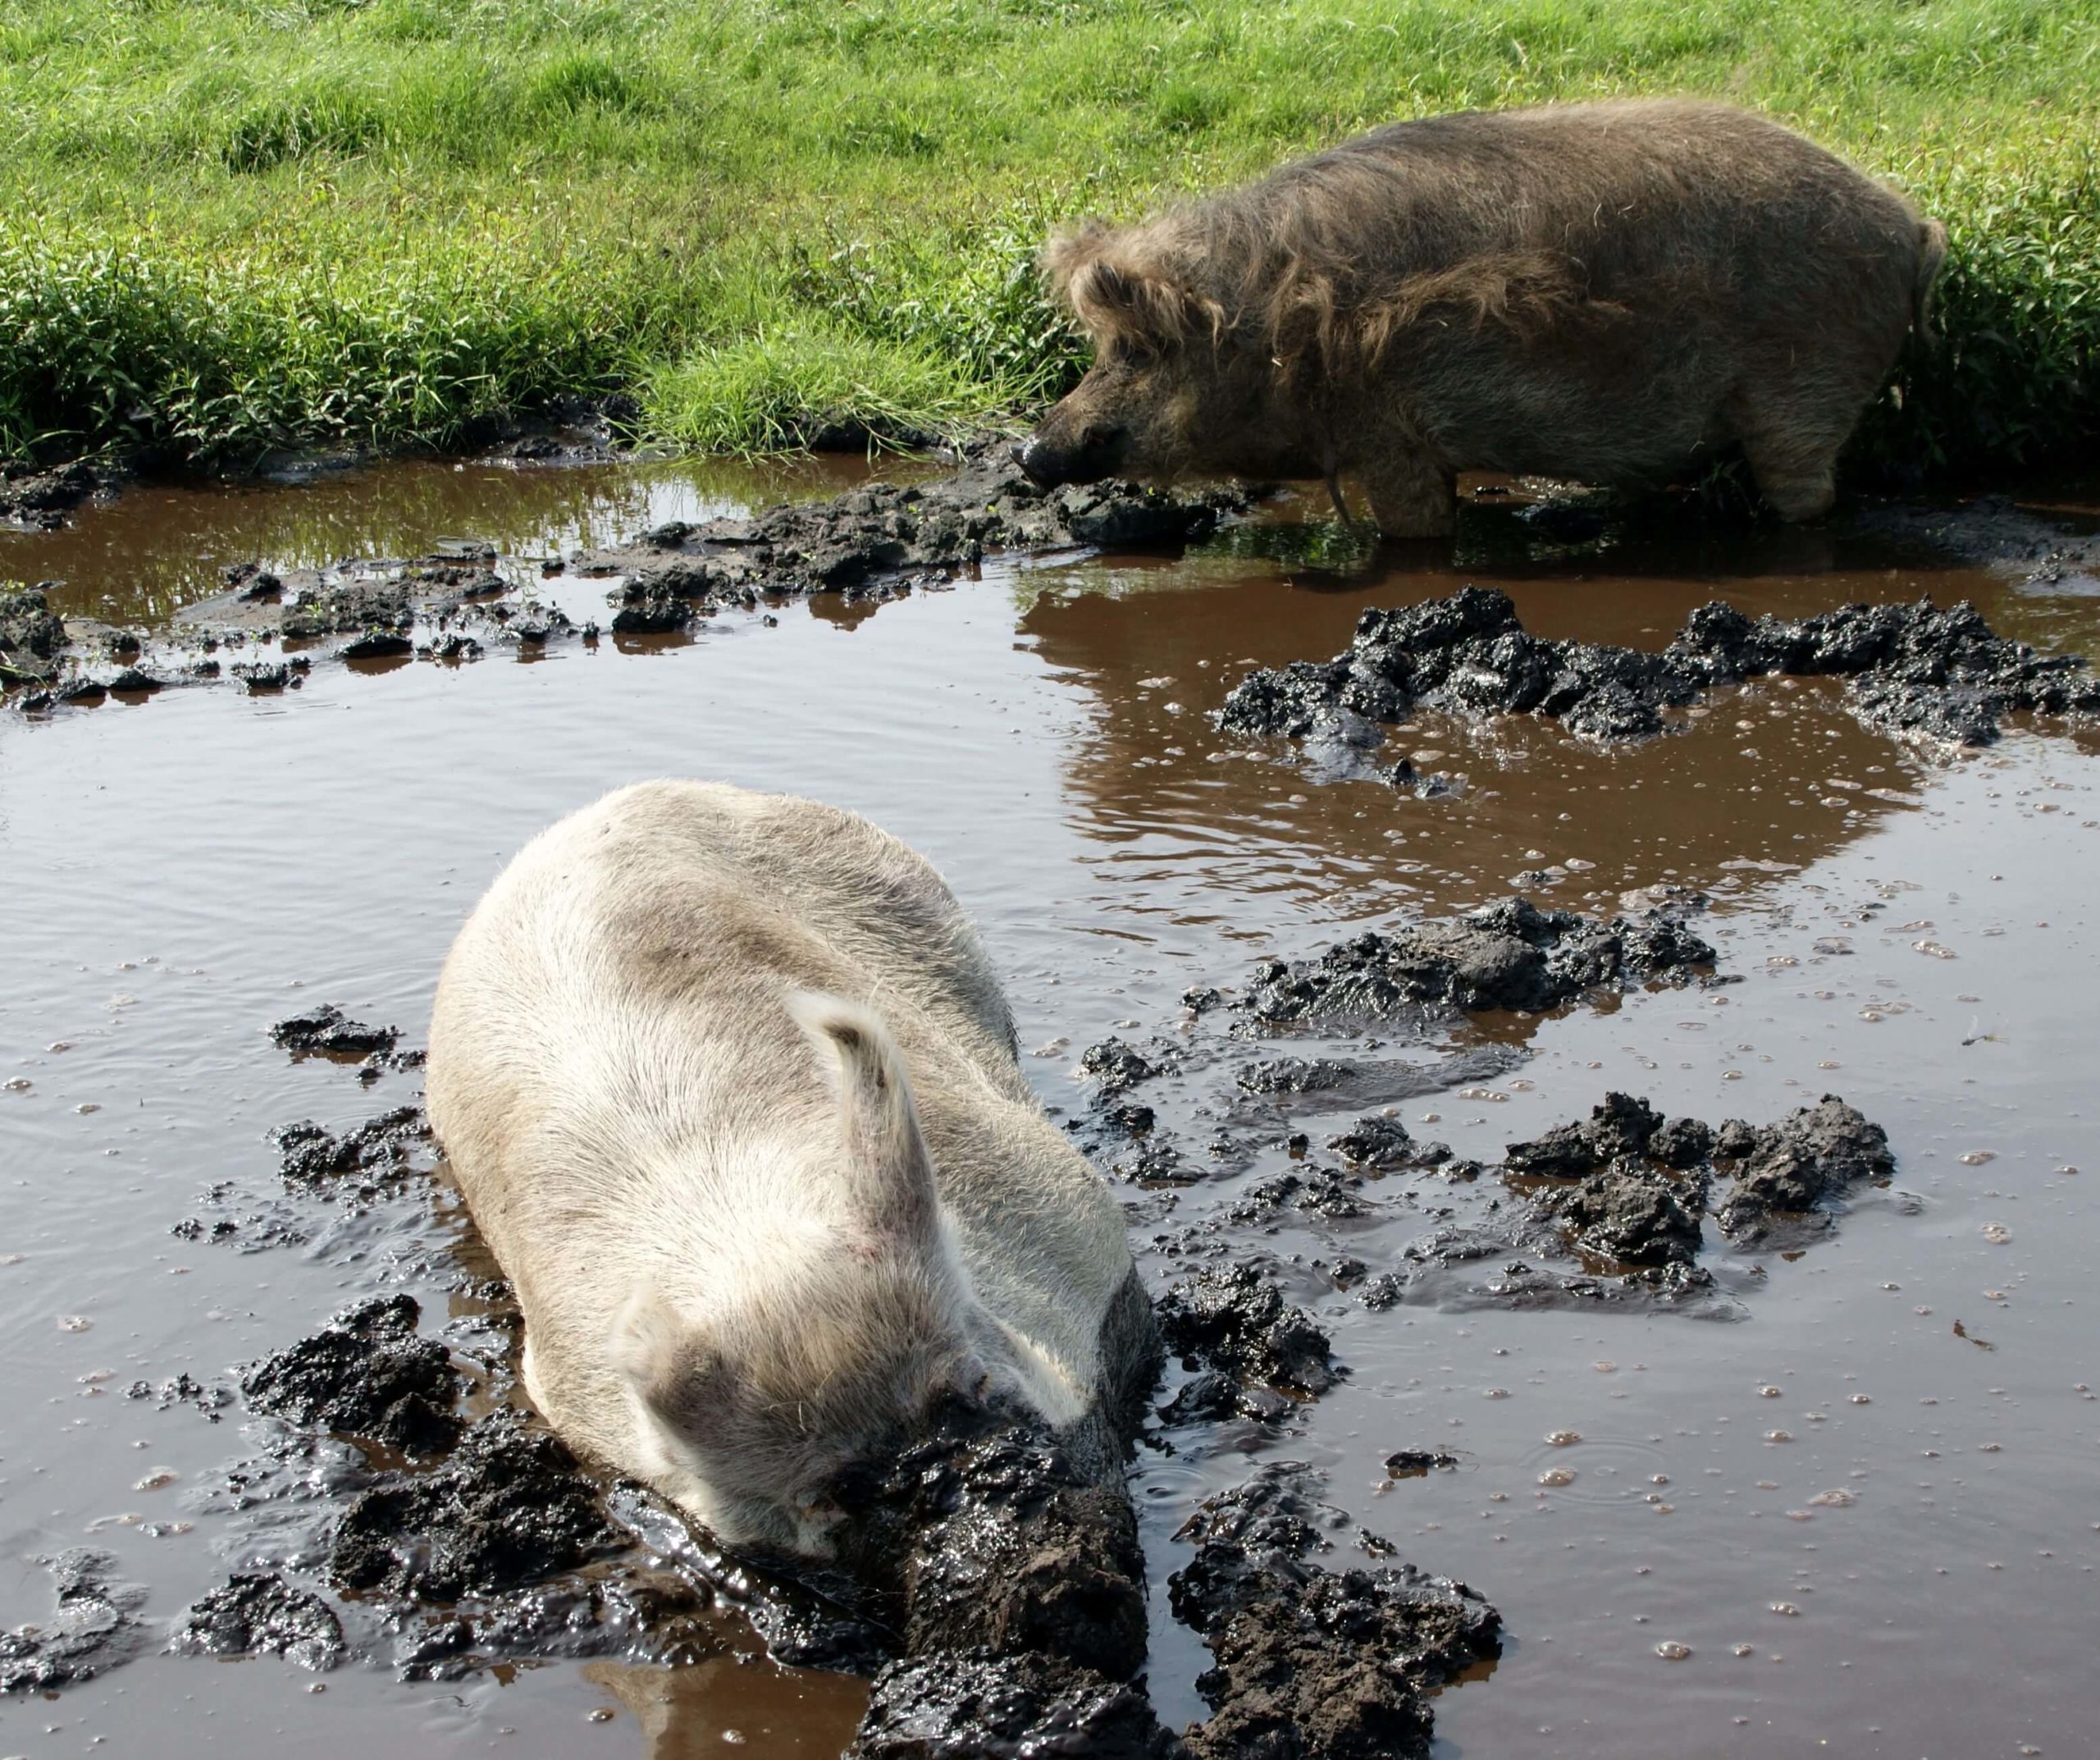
top-left (1017, 417), bottom-right (1129, 487)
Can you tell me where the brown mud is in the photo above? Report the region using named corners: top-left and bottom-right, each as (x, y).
top-left (2, 457), bottom-right (2098, 1758)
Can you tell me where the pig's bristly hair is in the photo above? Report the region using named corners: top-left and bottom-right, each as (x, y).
top-left (1041, 138), bottom-right (1606, 377)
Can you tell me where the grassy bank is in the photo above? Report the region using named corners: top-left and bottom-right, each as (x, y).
top-left (2, 0), bottom-right (2094, 478)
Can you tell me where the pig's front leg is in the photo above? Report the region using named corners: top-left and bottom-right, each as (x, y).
top-left (1359, 451), bottom-right (1458, 538)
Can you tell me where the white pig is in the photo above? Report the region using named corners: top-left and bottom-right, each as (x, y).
top-left (426, 780), bottom-right (1154, 1557)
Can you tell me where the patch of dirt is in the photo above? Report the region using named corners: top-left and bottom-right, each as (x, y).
top-left (1218, 585), bottom-right (2100, 751)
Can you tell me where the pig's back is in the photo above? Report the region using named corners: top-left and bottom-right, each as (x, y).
top-left (1283, 99), bottom-right (1920, 297)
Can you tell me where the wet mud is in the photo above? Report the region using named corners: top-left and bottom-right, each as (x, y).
top-left (1220, 584), bottom-right (2100, 751)
top-left (592, 444), bottom-right (1242, 631)
top-left (0, 1551), bottom-right (148, 1692)
top-left (0, 459), bottom-right (121, 531)
top-left (173, 1571), bottom-right (345, 1672)
top-left (1237, 893), bottom-right (1716, 1029)
top-left (1171, 1465), bottom-right (1500, 1760)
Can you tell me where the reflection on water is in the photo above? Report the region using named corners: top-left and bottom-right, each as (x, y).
top-left (0, 464), bottom-right (2097, 1760)
top-left (582, 1659), bottom-right (869, 1757)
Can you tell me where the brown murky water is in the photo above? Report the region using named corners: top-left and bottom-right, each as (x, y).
top-left (2, 461), bottom-right (2098, 1758)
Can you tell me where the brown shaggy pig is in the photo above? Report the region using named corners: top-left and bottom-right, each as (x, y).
top-left (1020, 100), bottom-right (1946, 533)
top-left (427, 781), bottom-right (1156, 1557)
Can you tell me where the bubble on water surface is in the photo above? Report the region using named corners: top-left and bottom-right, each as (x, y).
top-left (1537, 1468), bottom-right (1577, 1488)
top-left (1545, 1430), bottom-right (1581, 1447)
top-left (1653, 1640), bottom-right (1691, 1660)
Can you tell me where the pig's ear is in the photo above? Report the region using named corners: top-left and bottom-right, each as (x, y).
top-left (613, 1283), bottom-right (725, 1431)
top-left (788, 991), bottom-right (941, 1252)
top-left (1044, 224), bottom-right (1211, 346)
top-left (1040, 220), bottom-right (1114, 303)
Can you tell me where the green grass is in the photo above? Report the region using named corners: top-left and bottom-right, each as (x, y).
top-left (1, 0), bottom-right (2095, 477)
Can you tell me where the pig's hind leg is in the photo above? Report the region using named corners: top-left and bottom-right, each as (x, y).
top-left (1358, 450), bottom-right (1458, 537)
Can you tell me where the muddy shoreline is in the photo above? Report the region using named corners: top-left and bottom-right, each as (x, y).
top-left (6, 442), bottom-right (2099, 728)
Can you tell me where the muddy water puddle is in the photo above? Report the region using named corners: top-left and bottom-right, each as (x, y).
top-left (0, 453), bottom-right (931, 629)
top-left (2, 464), bottom-right (2098, 1758)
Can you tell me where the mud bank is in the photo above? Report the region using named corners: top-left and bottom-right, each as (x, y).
top-left (587, 443), bottom-right (1243, 631)
top-left (1220, 585), bottom-right (2100, 750)
top-left (1, 445), bottom-right (1240, 711)
top-left (1171, 1465), bottom-right (1500, 1760)
top-left (0, 459), bottom-right (123, 532)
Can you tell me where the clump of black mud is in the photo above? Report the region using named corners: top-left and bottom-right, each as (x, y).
top-left (0, 458), bottom-right (119, 531)
top-left (844, 1427), bottom-right (1500, 1760)
top-left (272, 1003), bottom-right (399, 1059)
top-left (1219, 584), bottom-right (2100, 749)
top-left (0, 1549), bottom-right (149, 1691)
top-left (1169, 1464), bottom-right (1500, 1760)
top-left (0, 583), bottom-right (68, 684)
top-left (596, 444), bottom-right (1244, 633)
top-left (1239, 894), bottom-right (1715, 1031)
top-left (174, 1572), bottom-right (345, 1672)
top-left (270, 1105), bottom-right (431, 1187)
top-left (329, 1408), bottom-right (625, 1601)
top-left (1396, 1091), bottom-right (1897, 1308)
top-left (1155, 1264), bottom-right (1337, 1396)
top-left (851, 1648), bottom-right (1185, 1759)
top-left (240, 1292), bottom-right (464, 1452)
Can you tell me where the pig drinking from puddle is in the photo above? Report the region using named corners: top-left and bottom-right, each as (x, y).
top-left (1020, 99), bottom-right (1946, 535)
top-left (427, 781), bottom-right (1154, 1557)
